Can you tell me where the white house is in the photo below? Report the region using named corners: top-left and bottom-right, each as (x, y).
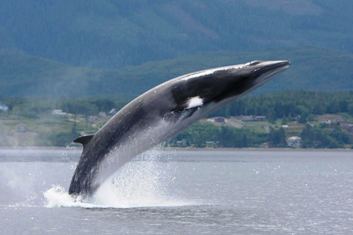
top-left (287, 136), bottom-right (302, 148)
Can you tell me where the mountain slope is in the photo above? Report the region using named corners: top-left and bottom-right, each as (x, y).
top-left (1, 48), bottom-right (353, 98)
top-left (0, 0), bottom-right (353, 67)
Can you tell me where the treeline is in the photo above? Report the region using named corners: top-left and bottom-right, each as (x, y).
top-left (1, 97), bottom-right (126, 117)
top-left (300, 124), bottom-right (352, 148)
top-left (168, 123), bottom-right (267, 148)
top-left (1, 91), bottom-right (353, 148)
top-left (60, 98), bottom-right (126, 115)
top-left (213, 91), bottom-right (353, 121)
top-left (2, 91), bottom-right (353, 120)
top-left (168, 122), bottom-right (353, 148)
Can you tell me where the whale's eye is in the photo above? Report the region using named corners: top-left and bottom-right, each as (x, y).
top-left (248, 60), bottom-right (261, 66)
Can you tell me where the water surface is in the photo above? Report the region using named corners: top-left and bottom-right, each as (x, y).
top-left (0, 148), bottom-right (352, 234)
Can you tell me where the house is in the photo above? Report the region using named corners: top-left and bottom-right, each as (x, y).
top-left (254, 116), bottom-right (266, 121)
top-left (88, 115), bottom-right (99, 123)
top-left (287, 136), bottom-right (302, 148)
top-left (52, 109), bottom-right (67, 116)
top-left (207, 117), bottom-right (226, 125)
top-left (341, 123), bottom-right (353, 134)
top-left (205, 141), bottom-right (218, 148)
top-left (0, 103), bottom-right (8, 112)
top-left (98, 112), bottom-right (107, 118)
top-left (213, 117), bottom-right (226, 123)
top-left (318, 114), bottom-right (345, 125)
top-left (175, 139), bottom-right (187, 147)
top-left (109, 108), bottom-right (117, 115)
top-left (236, 115), bottom-right (267, 121)
top-left (237, 115), bottom-right (255, 121)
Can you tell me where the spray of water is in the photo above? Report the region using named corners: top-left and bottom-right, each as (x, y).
top-left (44, 148), bottom-right (193, 208)
top-left (0, 162), bottom-right (42, 207)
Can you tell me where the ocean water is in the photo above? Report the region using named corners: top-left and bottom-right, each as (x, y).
top-left (0, 148), bottom-right (353, 234)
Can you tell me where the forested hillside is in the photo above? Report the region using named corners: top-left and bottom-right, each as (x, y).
top-left (1, 0), bottom-right (353, 67)
top-left (1, 92), bottom-right (352, 148)
top-left (1, 48), bottom-right (353, 98)
top-left (1, 0), bottom-right (353, 98)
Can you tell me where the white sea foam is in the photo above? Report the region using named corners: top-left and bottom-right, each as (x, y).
top-left (44, 185), bottom-right (93, 208)
top-left (44, 149), bottom-right (194, 208)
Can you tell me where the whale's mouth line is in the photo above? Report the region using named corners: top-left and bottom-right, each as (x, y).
top-left (261, 65), bottom-right (289, 80)
top-left (252, 61), bottom-right (290, 85)
top-left (256, 60), bottom-right (289, 75)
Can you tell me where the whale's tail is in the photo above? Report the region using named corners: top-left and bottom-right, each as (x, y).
top-left (69, 134), bottom-right (97, 196)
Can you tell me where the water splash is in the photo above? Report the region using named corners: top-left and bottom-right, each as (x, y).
top-left (0, 163), bottom-right (41, 207)
top-left (44, 185), bottom-right (92, 208)
top-left (44, 149), bottom-right (194, 208)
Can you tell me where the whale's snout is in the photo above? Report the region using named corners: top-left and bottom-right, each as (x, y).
top-left (250, 60), bottom-right (290, 83)
top-left (255, 60), bottom-right (290, 74)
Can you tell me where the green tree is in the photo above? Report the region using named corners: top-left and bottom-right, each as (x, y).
top-left (300, 124), bottom-right (342, 148)
top-left (268, 127), bottom-right (287, 147)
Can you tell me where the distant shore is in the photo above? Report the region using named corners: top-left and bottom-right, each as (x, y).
top-left (0, 146), bottom-right (352, 152)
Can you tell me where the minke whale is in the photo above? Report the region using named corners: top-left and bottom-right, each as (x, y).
top-left (69, 60), bottom-right (290, 196)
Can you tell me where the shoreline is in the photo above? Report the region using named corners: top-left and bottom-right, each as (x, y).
top-left (0, 146), bottom-right (352, 152)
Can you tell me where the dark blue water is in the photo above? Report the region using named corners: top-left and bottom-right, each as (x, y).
top-left (0, 148), bottom-right (353, 234)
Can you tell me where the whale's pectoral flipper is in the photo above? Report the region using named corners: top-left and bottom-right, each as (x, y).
top-left (74, 135), bottom-right (94, 147)
top-left (181, 107), bottom-right (199, 119)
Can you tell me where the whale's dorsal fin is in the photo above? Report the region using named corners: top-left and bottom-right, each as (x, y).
top-left (73, 135), bottom-right (94, 147)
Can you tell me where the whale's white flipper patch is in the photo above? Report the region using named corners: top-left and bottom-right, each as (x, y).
top-left (186, 96), bottom-right (203, 109)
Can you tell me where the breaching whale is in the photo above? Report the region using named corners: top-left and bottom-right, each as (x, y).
top-left (69, 60), bottom-right (290, 196)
